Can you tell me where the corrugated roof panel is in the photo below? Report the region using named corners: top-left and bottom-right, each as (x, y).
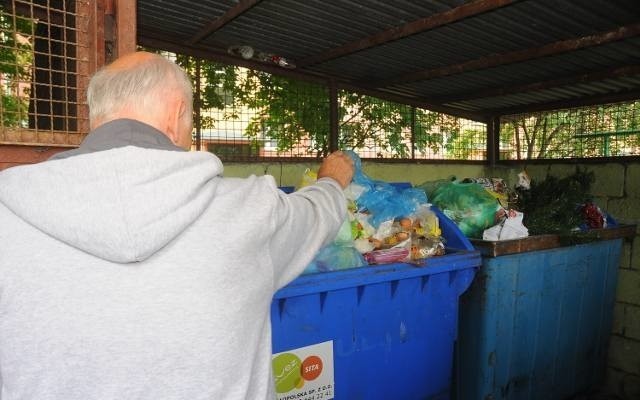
top-left (298, 2), bottom-right (640, 84)
top-left (206, 0), bottom-right (465, 60)
top-left (447, 76), bottom-right (640, 112)
top-left (138, 0), bottom-right (226, 40)
top-left (385, 39), bottom-right (640, 98)
top-left (136, 0), bottom-right (640, 117)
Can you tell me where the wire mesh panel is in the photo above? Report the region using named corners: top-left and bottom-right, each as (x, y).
top-left (413, 111), bottom-right (486, 161)
top-left (338, 94), bottom-right (413, 159)
top-left (159, 52), bottom-right (487, 162)
top-left (500, 101), bottom-right (640, 160)
top-left (0, 0), bottom-right (90, 145)
top-left (205, 70), bottom-right (329, 160)
top-left (164, 53), bottom-right (329, 161)
top-left (339, 92), bottom-right (486, 160)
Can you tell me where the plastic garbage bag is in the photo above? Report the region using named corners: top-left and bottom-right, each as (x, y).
top-left (431, 181), bottom-right (501, 238)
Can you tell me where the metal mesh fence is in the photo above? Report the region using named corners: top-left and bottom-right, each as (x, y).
top-left (198, 70), bottom-right (329, 160)
top-left (338, 93), bottom-right (486, 160)
top-left (162, 52), bottom-right (487, 162)
top-left (0, 0), bottom-right (89, 145)
top-left (500, 100), bottom-right (640, 160)
top-left (413, 110), bottom-right (486, 161)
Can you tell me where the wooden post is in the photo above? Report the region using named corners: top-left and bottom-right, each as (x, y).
top-left (76, 0), bottom-right (105, 135)
top-left (487, 115), bottom-right (500, 166)
top-left (115, 0), bottom-right (137, 57)
top-left (329, 80), bottom-right (338, 154)
top-left (104, 0), bottom-right (136, 63)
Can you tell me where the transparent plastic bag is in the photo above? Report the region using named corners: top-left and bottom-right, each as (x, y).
top-left (431, 182), bottom-right (501, 238)
top-left (304, 243), bottom-right (367, 274)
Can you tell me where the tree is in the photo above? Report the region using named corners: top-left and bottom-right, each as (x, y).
top-left (240, 71), bottom-right (330, 156)
top-left (167, 54), bottom-right (478, 159)
top-left (501, 101), bottom-right (640, 159)
top-left (0, 5), bottom-right (33, 128)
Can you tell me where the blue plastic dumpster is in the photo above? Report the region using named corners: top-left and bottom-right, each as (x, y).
top-left (457, 225), bottom-right (635, 400)
top-left (271, 205), bottom-right (481, 400)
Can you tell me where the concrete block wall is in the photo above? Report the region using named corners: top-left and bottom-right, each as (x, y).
top-left (603, 162), bottom-right (640, 400)
top-left (487, 162), bottom-right (640, 400)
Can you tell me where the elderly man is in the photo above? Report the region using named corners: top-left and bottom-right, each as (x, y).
top-left (0, 52), bottom-right (353, 399)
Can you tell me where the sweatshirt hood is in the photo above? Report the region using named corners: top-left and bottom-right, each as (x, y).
top-left (0, 147), bottom-right (223, 263)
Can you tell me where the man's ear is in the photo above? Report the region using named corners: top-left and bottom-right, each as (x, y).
top-left (165, 96), bottom-right (187, 145)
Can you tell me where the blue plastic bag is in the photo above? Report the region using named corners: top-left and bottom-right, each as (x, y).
top-left (345, 151), bottom-right (428, 227)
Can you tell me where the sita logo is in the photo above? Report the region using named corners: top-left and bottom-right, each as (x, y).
top-left (272, 353), bottom-right (325, 393)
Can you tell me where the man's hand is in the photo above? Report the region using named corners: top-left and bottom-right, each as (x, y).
top-left (317, 151), bottom-right (355, 189)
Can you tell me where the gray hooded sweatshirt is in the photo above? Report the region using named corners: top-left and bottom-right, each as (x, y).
top-left (0, 120), bottom-right (346, 400)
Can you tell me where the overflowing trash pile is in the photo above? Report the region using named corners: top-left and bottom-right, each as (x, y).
top-left (514, 168), bottom-right (612, 235)
top-left (298, 158), bottom-right (614, 275)
top-left (303, 152), bottom-right (445, 274)
top-left (419, 167), bottom-right (613, 240)
top-left (418, 175), bottom-right (527, 241)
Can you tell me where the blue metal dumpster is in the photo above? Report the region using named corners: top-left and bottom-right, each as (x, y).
top-left (271, 206), bottom-right (481, 400)
top-left (457, 225), bottom-right (635, 400)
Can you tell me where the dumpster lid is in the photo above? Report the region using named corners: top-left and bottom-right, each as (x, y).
top-left (275, 249), bottom-right (481, 299)
top-left (471, 224), bottom-right (637, 257)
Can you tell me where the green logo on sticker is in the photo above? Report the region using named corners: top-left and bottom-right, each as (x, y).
top-left (272, 352), bottom-right (302, 393)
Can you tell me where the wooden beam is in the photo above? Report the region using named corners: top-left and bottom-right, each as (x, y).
top-left (188, 0), bottom-right (262, 45)
top-left (138, 34), bottom-right (488, 122)
top-left (487, 89), bottom-right (640, 117)
top-left (93, 0), bottom-right (107, 69)
top-left (436, 64), bottom-right (640, 104)
top-left (104, 0), bottom-right (116, 62)
top-left (139, 33), bottom-right (329, 83)
top-left (115, 0), bottom-right (137, 56)
top-left (76, 0), bottom-right (101, 134)
top-left (373, 23), bottom-right (640, 88)
top-left (297, 0), bottom-right (516, 68)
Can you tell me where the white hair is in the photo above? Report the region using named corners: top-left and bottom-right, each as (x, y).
top-left (87, 53), bottom-right (193, 125)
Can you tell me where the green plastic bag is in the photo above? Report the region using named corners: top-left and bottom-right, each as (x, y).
top-left (431, 182), bottom-right (501, 238)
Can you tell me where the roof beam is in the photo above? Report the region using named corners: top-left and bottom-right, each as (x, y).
top-left (139, 34), bottom-right (487, 122)
top-left (140, 33), bottom-right (326, 82)
top-left (436, 64), bottom-right (640, 104)
top-left (373, 23), bottom-right (640, 88)
top-left (297, 0), bottom-right (516, 68)
top-left (188, 0), bottom-right (262, 45)
top-left (487, 89), bottom-right (640, 117)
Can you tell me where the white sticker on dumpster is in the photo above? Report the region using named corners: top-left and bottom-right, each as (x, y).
top-left (272, 340), bottom-right (334, 400)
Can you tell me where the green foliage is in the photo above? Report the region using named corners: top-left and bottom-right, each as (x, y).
top-left (515, 168), bottom-right (594, 235)
top-left (241, 71), bottom-right (330, 156)
top-left (419, 110), bottom-right (461, 155)
top-left (340, 93), bottom-right (412, 158)
top-left (502, 101), bottom-right (640, 159)
top-left (1, 92), bottom-right (26, 126)
top-left (169, 53), bottom-right (474, 158)
top-left (0, 6), bottom-right (33, 128)
top-left (447, 128), bottom-right (483, 159)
